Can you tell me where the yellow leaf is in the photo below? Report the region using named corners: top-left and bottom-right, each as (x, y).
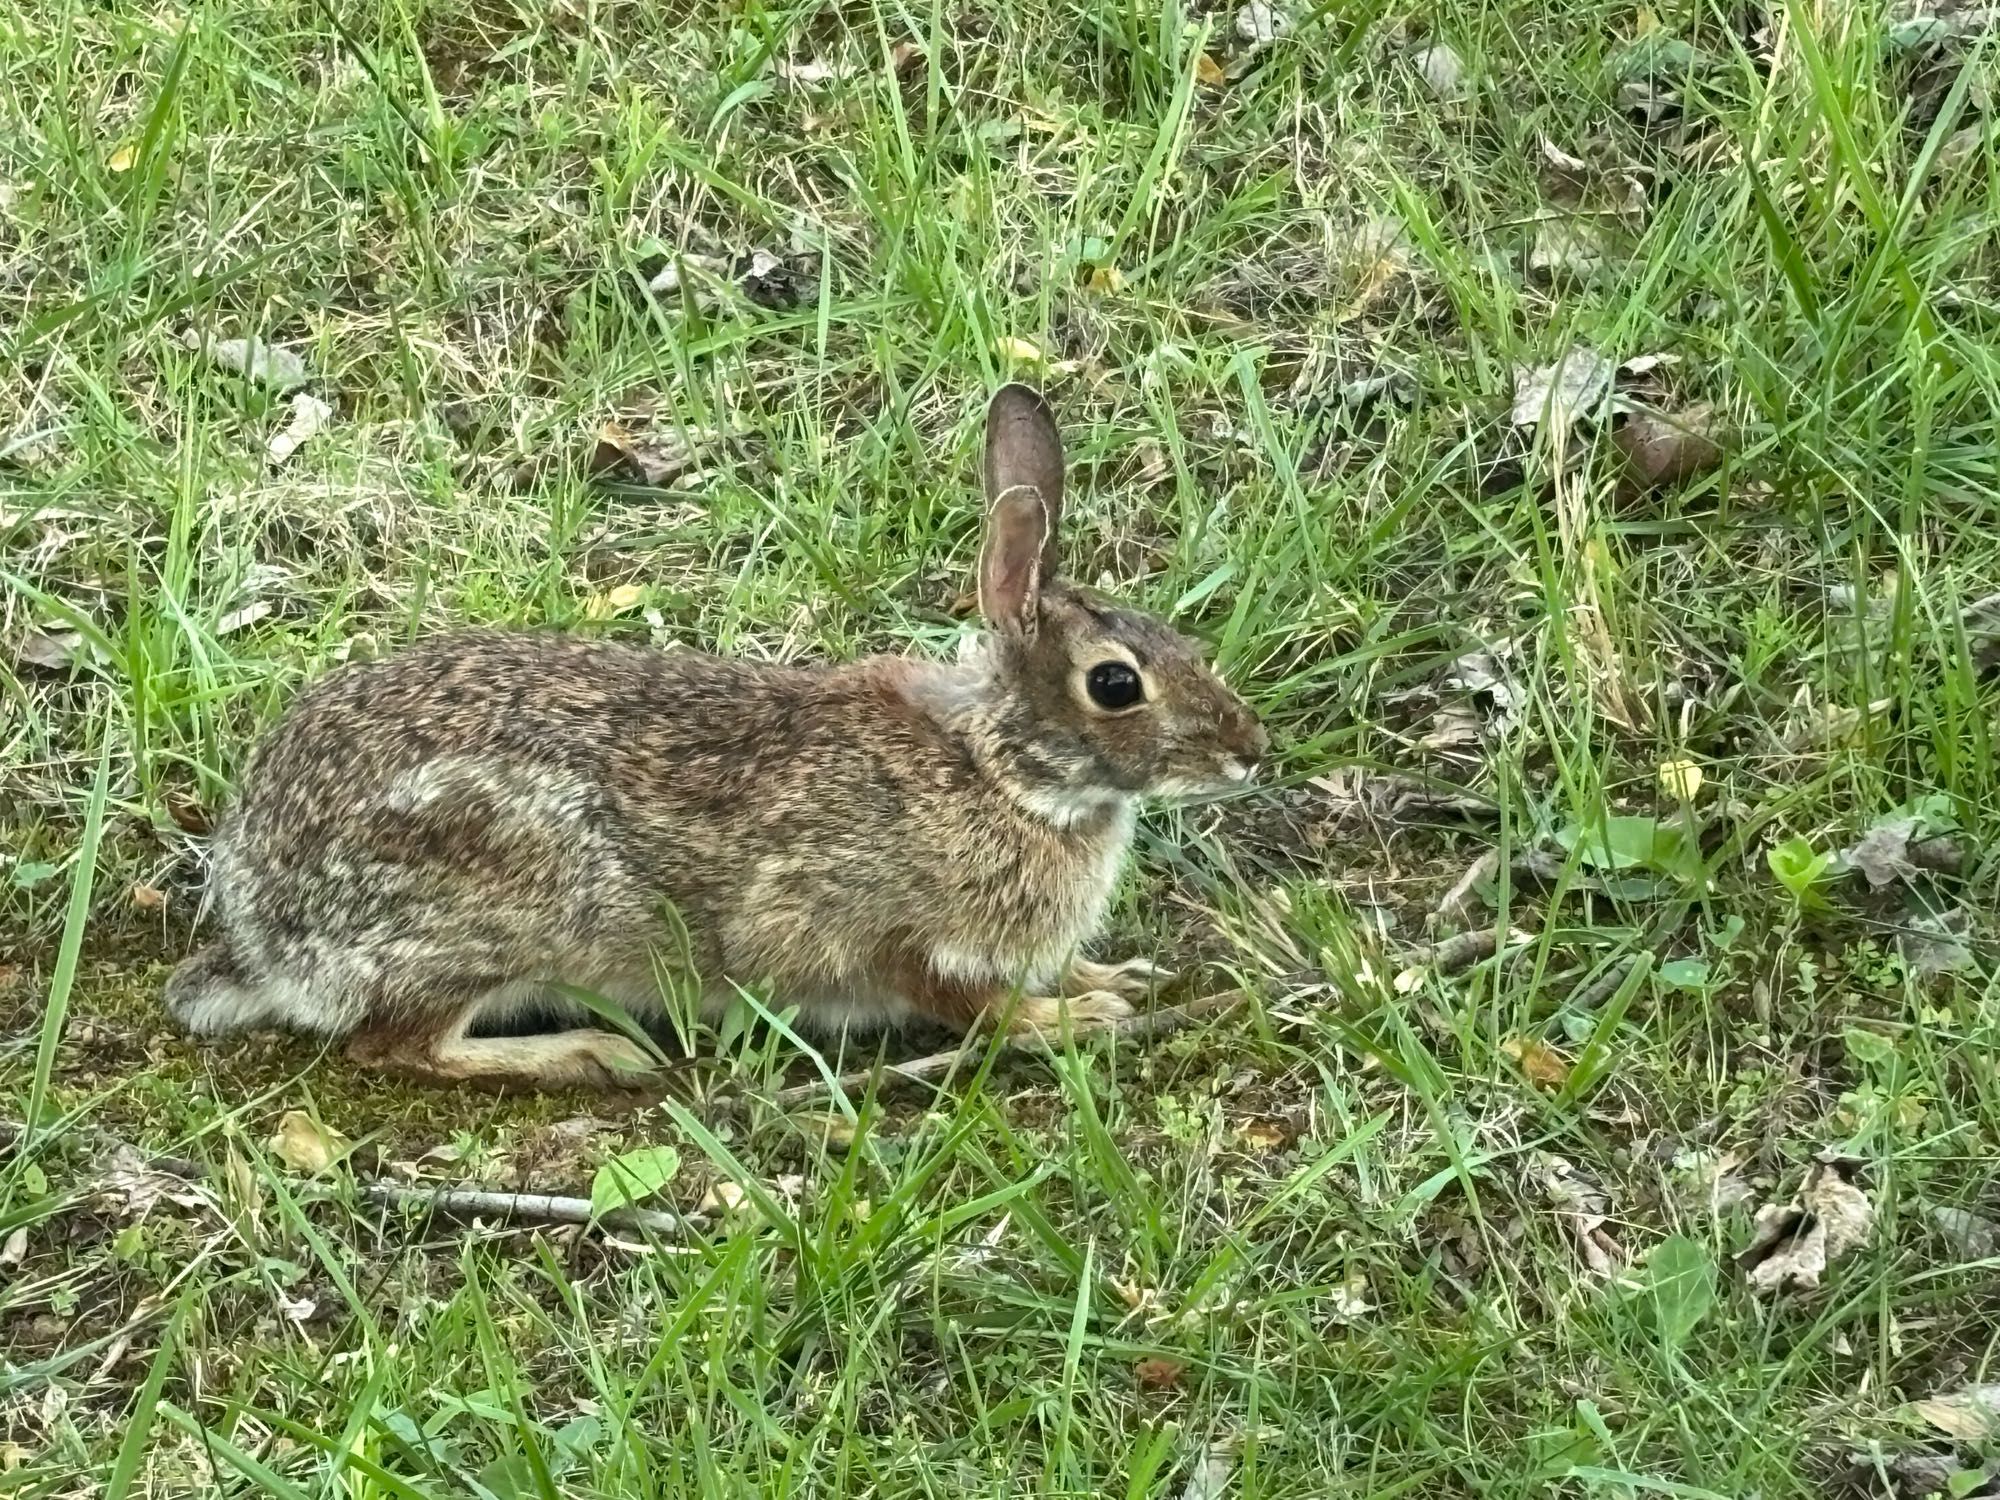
top-left (1195, 52), bottom-right (1227, 87)
top-left (1086, 264), bottom-right (1125, 294)
top-left (107, 144), bottom-right (137, 173)
top-left (996, 335), bottom-right (1046, 365)
top-left (267, 1110), bottom-right (350, 1174)
top-left (607, 583), bottom-right (644, 612)
top-left (1501, 1035), bottom-right (1571, 1089)
top-left (1658, 758), bottom-right (1704, 801)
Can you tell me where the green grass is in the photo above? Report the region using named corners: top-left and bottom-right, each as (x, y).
top-left (4, 0), bottom-right (1999, 1494)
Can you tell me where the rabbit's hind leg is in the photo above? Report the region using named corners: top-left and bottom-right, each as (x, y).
top-left (345, 988), bottom-right (658, 1093)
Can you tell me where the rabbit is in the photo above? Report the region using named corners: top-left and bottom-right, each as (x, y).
top-left (163, 385), bottom-right (1269, 1090)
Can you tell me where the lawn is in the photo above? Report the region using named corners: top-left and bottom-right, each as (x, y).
top-left (3, 0), bottom-right (1999, 1494)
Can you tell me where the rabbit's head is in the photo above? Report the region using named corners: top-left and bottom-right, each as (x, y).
top-left (965, 385), bottom-right (1268, 821)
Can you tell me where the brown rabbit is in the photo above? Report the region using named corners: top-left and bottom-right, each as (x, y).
top-left (164, 386), bottom-right (1268, 1089)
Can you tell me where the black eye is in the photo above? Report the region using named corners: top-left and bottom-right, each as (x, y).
top-left (1085, 661), bottom-right (1144, 710)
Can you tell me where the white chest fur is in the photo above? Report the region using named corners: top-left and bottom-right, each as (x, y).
top-left (928, 800), bottom-right (1137, 991)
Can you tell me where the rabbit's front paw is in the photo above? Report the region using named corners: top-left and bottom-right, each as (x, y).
top-left (1065, 956), bottom-right (1171, 1000)
top-left (1009, 991), bottom-right (1134, 1039)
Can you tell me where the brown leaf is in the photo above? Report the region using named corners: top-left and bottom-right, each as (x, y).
top-left (1613, 405), bottom-right (1723, 491)
top-left (15, 629), bottom-right (84, 672)
top-left (590, 421), bottom-right (698, 488)
top-left (1739, 1158), bottom-right (1874, 1292)
top-left (165, 793), bottom-right (213, 835)
top-left (1134, 1356), bottom-right (1186, 1390)
top-left (1195, 53), bottom-right (1227, 87)
top-left (267, 1110), bottom-right (351, 1174)
top-left (129, 883), bottom-right (166, 911)
top-left (1911, 1384), bottom-right (2000, 1441)
top-left (1501, 1035), bottom-right (1571, 1088)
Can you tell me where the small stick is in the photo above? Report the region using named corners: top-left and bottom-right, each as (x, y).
top-left (360, 1183), bottom-right (686, 1236)
top-left (771, 989), bottom-right (1249, 1109)
top-left (1433, 849), bottom-right (1501, 926)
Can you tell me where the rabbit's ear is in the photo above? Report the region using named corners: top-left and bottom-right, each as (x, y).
top-left (978, 485), bottom-right (1050, 636)
top-left (983, 384), bottom-right (1064, 583)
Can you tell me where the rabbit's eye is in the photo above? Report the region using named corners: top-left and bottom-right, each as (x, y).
top-left (1085, 661), bottom-right (1144, 710)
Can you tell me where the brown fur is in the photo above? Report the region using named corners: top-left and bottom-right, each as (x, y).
top-left (164, 386), bottom-right (1267, 1089)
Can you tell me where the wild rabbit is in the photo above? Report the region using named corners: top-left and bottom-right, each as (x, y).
top-left (164, 385), bottom-right (1268, 1089)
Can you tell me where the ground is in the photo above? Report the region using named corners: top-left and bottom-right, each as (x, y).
top-left (3, 0), bottom-right (1999, 1495)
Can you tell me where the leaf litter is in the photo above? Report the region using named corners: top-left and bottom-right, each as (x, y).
top-left (1737, 1156), bottom-right (1875, 1292)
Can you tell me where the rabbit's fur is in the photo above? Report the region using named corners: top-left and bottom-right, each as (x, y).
top-left (165, 386), bottom-right (1267, 1089)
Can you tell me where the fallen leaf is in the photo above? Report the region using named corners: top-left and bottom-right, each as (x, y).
top-left (216, 600), bottom-right (273, 635)
top-left (107, 144), bottom-right (137, 172)
top-left (267, 1111), bottom-right (351, 1174)
top-left (698, 1180), bottom-right (749, 1217)
top-left (1739, 1158), bottom-right (1874, 1293)
top-left (732, 249), bottom-right (808, 310)
top-left (1501, 1035), bottom-right (1571, 1088)
top-left (1531, 1152), bottom-right (1623, 1273)
top-left (591, 421), bottom-right (699, 488)
top-left (1086, 264), bottom-right (1125, 294)
top-left (1541, 138), bottom-right (1590, 173)
top-left (101, 1144), bottom-right (211, 1219)
top-left (996, 334), bottom-right (1048, 365)
top-left (1613, 405), bottom-right (1724, 491)
top-left (187, 333), bottom-right (311, 392)
top-left (129, 883), bottom-right (166, 911)
top-left (1418, 702), bottom-right (1485, 752)
top-left (774, 55), bottom-right (843, 86)
top-left (14, 629), bottom-right (84, 672)
top-left (646, 252), bottom-right (727, 297)
top-left (1842, 814), bottom-right (1921, 890)
top-left (1234, 1), bottom-right (1290, 46)
top-left (1511, 346), bottom-right (1614, 434)
top-left (1134, 1356), bottom-right (1186, 1390)
top-left (1179, 1446), bottom-right (1234, 1500)
top-left (1658, 758), bottom-right (1704, 800)
top-left (1930, 1204), bottom-right (2000, 1259)
top-left (267, 392), bottom-right (334, 465)
top-left (1901, 909), bottom-right (1975, 976)
top-left (0, 1228), bottom-right (25, 1267)
top-left (1619, 352), bottom-right (1679, 376)
top-left (1327, 1272), bottom-right (1374, 1321)
top-left (1528, 219), bottom-right (1609, 281)
top-left (1412, 42), bottom-right (1468, 98)
top-left (1911, 1385), bottom-right (2000, 1442)
top-left (1195, 53), bottom-right (1227, 87)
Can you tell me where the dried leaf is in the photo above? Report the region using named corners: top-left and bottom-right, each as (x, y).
top-left (1412, 42), bottom-right (1468, 98)
top-left (1658, 759), bottom-right (1704, 800)
top-left (15, 629), bottom-right (84, 672)
top-left (1179, 1446), bottom-right (1235, 1500)
top-left (1195, 53), bottom-right (1227, 87)
top-left (1531, 1151), bottom-right (1623, 1273)
top-left (129, 883), bottom-right (166, 911)
top-left (267, 1110), bottom-right (351, 1174)
top-left (1511, 346), bottom-right (1614, 434)
top-left (1501, 1035), bottom-right (1571, 1088)
top-left (1739, 1158), bottom-right (1874, 1293)
top-left (591, 421), bottom-right (698, 489)
top-left (1134, 1356), bottom-right (1186, 1390)
top-left (1086, 264), bottom-right (1125, 294)
top-left (1613, 405), bottom-right (1724, 490)
top-left (1528, 219), bottom-right (1609, 281)
top-left (1541, 137), bottom-right (1590, 172)
top-left (267, 392), bottom-right (333, 465)
top-left (996, 335), bottom-right (1048, 365)
top-left (1842, 815), bottom-right (1920, 890)
top-left (187, 333), bottom-right (311, 391)
top-left (1234, 1), bottom-right (1290, 46)
top-left (1911, 1385), bottom-right (2000, 1442)
top-left (216, 600), bottom-right (273, 635)
top-left (101, 1144), bottom-right (210, 1219)
top-left (106, 144), bottom-right (137, 173)
top-left (0, 1228), bottom-right (25, 1267)
top-left (1930, 1204), bottom-right (2000, 1259)
top-left (774, 55), bottom-right (844, 86)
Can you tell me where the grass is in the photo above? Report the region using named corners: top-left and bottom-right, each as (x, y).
top-left (3, 0), bottom-right (1999, 1493)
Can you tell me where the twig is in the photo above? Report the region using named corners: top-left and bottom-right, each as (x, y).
top-left (770, 989), bottom-right (1249, 1109)
top-left (1432, 849), bottom-right (1501, 926)
top-left (1567, 954), bottom-right (1642, 1011)
top-left (359, 1182), bottom-right (685, 1237)
top-left (1397, 928), bottom-right (1502, 976)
